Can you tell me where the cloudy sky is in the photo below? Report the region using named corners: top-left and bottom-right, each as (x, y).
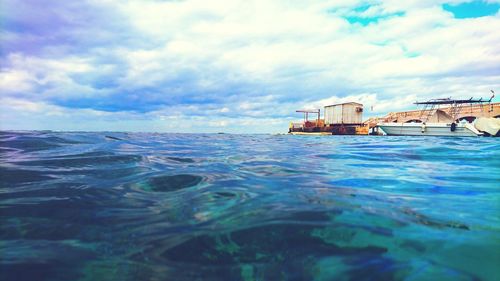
top-left (1, 0), bottom-right (499, 133)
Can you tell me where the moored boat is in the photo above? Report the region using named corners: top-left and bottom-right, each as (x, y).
top-left (377, 95), bottom-right (496, 137)
top-left (378, 122), bottom-right (482, 137)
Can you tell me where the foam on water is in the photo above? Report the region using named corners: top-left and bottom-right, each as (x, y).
top-left (0, 131), bottom-right (499, 280)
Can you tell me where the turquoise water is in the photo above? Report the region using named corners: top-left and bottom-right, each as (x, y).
top-left (1, 131), bottom-right (499, 280)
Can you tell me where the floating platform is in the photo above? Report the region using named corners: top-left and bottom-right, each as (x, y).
top-left (289, 123), bottom-right (369, 135)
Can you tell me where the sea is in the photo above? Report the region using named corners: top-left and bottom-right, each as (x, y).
top-left (0, 131), bottom-right (499, 281)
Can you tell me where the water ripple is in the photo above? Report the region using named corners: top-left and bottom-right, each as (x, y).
top-left (0, 131), bottom-right (498, 281)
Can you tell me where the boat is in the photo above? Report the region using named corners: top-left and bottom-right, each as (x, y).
top-left (377, 95), bottom-right (496, 137)
top-left (378, 121), bottom-right (482, 137)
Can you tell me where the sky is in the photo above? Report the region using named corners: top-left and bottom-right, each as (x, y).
top-left (1, 0), bottom-right (499, 133)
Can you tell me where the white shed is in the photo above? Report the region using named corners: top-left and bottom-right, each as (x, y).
top-left (324, 102), bottom-right (363, 125)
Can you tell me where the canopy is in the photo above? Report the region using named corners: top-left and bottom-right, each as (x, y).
top-left (415, 98), bottom-right (486, 105)
top-left (426, 109), bottom-right (454, 123)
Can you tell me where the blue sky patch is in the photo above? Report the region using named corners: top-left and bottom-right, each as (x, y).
top-left (345, 12), bottom-right (404, 26)
top-left (443, 1), bottom-right (500, 19)
top-left (345, 16), bottom-right (378, 26)
top-left (353, 4), bottom-right (371, 13)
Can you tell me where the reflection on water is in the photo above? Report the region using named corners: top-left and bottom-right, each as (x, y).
top-left (0, 131), bottom-right (499, 280)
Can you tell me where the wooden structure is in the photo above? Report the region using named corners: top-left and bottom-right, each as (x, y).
top-left (295, 109), bottom-right (323, 128)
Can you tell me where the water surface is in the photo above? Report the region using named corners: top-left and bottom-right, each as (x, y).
top-left (1, 131), bottom-right (499, 280)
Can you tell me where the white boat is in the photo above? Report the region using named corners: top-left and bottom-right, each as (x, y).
top-left (378, 122), bottom-right (482, 137)
top-left (376, 96), bottom-right (495, 137)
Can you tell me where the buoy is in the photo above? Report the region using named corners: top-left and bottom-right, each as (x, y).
top-left (421, 123), bottom-right (426, 133)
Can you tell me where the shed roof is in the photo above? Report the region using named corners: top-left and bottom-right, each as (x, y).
top-left (324, 102), bottom-right (363, 107)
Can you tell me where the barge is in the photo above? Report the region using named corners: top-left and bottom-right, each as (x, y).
top-left (289, 102), bottom-right (369, 135)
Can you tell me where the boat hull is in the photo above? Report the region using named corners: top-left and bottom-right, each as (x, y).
top-left (377, 123), bottom-right (482, 137)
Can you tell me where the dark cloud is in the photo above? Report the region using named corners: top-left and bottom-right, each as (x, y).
top-left (0, 0), bottom-right (147, 56)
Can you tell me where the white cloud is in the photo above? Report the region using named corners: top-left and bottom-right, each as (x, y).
top-left (0, 53), bottom-right (104, 100)
top-left (0, 70), bottom-right (35, 93)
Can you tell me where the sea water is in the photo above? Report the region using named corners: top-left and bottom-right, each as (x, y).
top-left (0, 131), bottom-right (499, 280)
